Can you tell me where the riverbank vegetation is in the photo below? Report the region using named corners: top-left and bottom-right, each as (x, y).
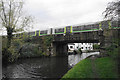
top-left (1, 0), bottom-right (54, 63)
top-left (93, 44), bottom-right (100, 50)
top-left (61, 38), bottom-right (120, 79)
top-left (61, 49), bottom-right (119, 79)
top-left (2, 35), bottom-right (53, 64)
top-left (61, 57), bottom-right (118, 79)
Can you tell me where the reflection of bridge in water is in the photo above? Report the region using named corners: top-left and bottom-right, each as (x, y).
top-left (68, 52), bottom-right (100, 67)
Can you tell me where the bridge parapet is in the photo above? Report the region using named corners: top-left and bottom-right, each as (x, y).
top-left (53, 31), bottom-right (100, 43)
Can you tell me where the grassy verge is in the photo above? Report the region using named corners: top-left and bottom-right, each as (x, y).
top-left (61, 57), bottom-right (118, 79)
top-left (62, 59), bottom-right (93, 78)
top-left (95, 57), bottom-right (118, 78)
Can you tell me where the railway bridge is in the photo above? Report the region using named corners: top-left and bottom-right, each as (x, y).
top-left (51, 29), bottom-right (120, 56)
top-left (14, 20), bottom-right (119, 56)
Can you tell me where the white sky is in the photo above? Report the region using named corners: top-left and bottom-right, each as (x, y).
top-left (24, 0), bottom-right (114, 31)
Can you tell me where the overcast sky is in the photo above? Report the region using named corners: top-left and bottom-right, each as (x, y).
top-left (24, 0), bottom-right (114, 31)
top-left (0, 0), bottom-right (114, 35)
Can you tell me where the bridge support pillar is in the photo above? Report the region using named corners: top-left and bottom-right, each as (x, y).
top-left (99, 30), bottom-right (105, 54)
top-left (99, 29), bottom-right (120, 55)
top-left (51, 42), bottom-right (68, 56)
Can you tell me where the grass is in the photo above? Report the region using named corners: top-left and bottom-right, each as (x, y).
top-left (95, 57), bottom-right (118, 78)
top-left (61, 57), bottom-right (118, 79)
top-left (61, 59), bottom-right (93, 78)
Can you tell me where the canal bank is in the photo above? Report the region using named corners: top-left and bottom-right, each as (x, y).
top-left (61, 56), bottom-right (118, 79)
top-left (61, 40), bottom-right (120, 79)
top-left (61, 53), bottom-right (119, 79)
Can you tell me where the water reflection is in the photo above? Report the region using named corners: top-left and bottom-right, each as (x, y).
top-left (2, 52), bottom-right (99, 79)
top-left (68, 52), bottom-right (100, 67)
top-left (3, 57), bottom-right (68, 78)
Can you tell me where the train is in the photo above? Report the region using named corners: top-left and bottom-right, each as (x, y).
top-left (14, 20), bottom-right (119, 38)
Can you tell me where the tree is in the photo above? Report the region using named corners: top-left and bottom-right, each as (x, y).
top-left (0, 0), bottom-right (33, 48)
top-left (103, 0), bottom-right (120, 22)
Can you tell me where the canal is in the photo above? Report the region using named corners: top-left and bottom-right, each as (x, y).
top-left (2, 52), bottom-right (99, 79)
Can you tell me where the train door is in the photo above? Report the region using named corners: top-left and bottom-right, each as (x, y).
top-left (64, 26), bottom-right (72, 34)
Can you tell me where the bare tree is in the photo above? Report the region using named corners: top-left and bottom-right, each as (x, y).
top-left (103, 0), bottom-right (120, 21)
top-left (0, 0), bottom-right (33, 48)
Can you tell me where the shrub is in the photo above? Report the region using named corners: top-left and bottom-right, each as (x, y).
top-left (106, 45), bottom-right (119, 59)
top-left (2, 46), bottom-right (19, 63)
top-left (93, 44), bottom-right (100, 49)
top-left (8, 46), bottom-right (19, 62)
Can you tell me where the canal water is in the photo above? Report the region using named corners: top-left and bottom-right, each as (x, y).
top-left (2, 52), bottom-right (99, 79)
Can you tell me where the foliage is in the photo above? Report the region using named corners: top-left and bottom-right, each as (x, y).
top-left (105, 38), bottom-right (120, 59)
top-left (44, 35), bottom-right (53, 47)
top-left (7, 45), bottom-right (19, 62)
top-left (106, 45), bottom-right (119, 59)
top-left (2, 46), bottom-right (19, 63)
top-left (2, 38), bottom-right (23, 63)
top-left (2, 36), bottom-right (7, 49)
top-left (103, 0), bottom-right (120, 21)
top-left (2, 48), bottom-right (10, 64)
top-left (1, 0), bottom-right (33, 63)
top-left (93, 44), bottom-right (100, 49)
top-left (40, 35), bottom-right (53, 55)
top-left (17, 42), bottom-right (41, 58)
top-left (0, 0), bottom-right (33, 48)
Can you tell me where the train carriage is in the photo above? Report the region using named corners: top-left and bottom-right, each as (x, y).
top-left (30, 31), bottom-right (36, 37)
top-left (72, 26), bottom-right (81, 32)
top-left (48, 28), bottom-right (53, 35)
top-left (83, 25), bottom-right (90, 30)
top-left (92, 23), bottom-right (99, 30)
top-left (54, 27), bottom-right (64, 34)
top-left (13, 20), bottom-right (119, 38)
top-left (40, 30), bottom-right (48, 36)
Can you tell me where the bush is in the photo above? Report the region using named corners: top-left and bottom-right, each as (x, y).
top-left (93, 44), bottom-right (100, 49)
top-left (33, 47), bottom-right (43, 57)
top-left (2, 46), bottom-right (19, 63)
top-left (8, 46), bottom-right (19, 62)
top-left (106, 45), bottom-right (119, 59)
top-left (2, 48), bottom-right (10, 64)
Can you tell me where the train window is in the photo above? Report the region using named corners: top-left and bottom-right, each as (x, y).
top-left (55, 28), bottom-right (64, 33)
top-left (73, 26), bottom-right (78, 31)
top-left (78, 26), bottom-right (81, 31)
top-left (40, 30), bottom-right (47, 35)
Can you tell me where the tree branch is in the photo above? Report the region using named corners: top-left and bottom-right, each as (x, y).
top-left (1, 0), bottom-right (8, 28)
